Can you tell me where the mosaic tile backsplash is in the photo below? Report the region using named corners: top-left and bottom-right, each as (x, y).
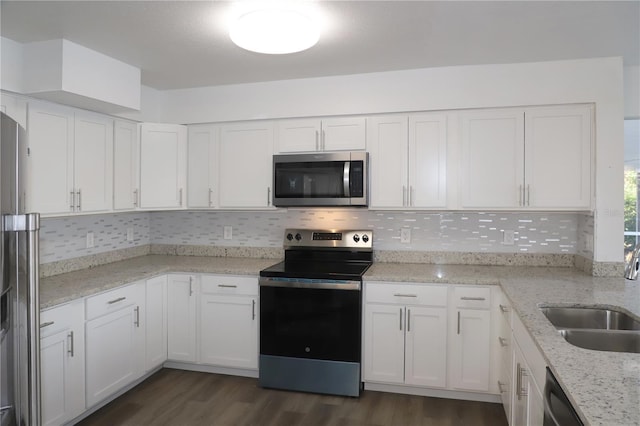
top-left (38, 209), bottom-right (588, 265)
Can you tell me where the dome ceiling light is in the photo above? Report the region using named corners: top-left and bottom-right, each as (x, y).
top-left (229, 7), bottom-right (320, 54)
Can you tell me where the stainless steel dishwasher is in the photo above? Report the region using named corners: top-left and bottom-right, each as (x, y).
top-left (543, 367), bottom-right (584, 426)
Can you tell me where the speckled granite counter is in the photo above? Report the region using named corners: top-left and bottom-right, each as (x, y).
top-left (365, 263), bottom-right (640, 426)
top-left (41, 257), bottom-right (640, 426)
top-left (40, 255), bottom-right (276, 309)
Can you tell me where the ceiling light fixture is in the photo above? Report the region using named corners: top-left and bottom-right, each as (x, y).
top-left (230, 7), bottom-right (320, 54)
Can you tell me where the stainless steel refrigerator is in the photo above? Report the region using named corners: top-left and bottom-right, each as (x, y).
top-left (0, 111), bottom-right (41, 426)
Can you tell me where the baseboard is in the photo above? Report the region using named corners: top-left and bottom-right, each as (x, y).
top-left (364, 382), bottom-right (502, 404)
top-left (163, 361), bottom-right (259, 378)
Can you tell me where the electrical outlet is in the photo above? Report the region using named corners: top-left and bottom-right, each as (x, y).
top-left (400, 228), bottom-right (411, 244)
top-left (86, 232), bottom-right (95, 248)
top-left (126, 228), bottom-right (134, 242)
top-left (503, 230), bottom-right (515, 245)
top-left (223, 226), bottom-right (233, 240)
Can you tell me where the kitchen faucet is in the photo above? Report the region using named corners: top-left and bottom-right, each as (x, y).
top-left (625, 245), bottom-right (640, 280)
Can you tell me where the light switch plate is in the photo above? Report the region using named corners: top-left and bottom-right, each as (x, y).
top-left (223, 226), bottom-right (233, 240)
top-left (126, 228), bottom-right (134, 242)
top-left (400, 228), bottom-right (411, 244)
top-left (503, 230), bottom-right (515, 245)
top-left (86, 232), bottom-right (95, 248)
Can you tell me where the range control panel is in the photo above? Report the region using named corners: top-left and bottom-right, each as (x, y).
top-left (283, 229), bottom-right (373, 250)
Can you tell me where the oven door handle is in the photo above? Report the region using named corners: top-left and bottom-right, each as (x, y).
top-left (259, 277), bottom-right (361, 291)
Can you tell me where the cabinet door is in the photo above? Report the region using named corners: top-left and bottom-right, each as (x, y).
top-left (363, 304), bottom-right (405, 384)
top-left (199, 294), bottom-right (258, 369)
top-left (404, 306), bottom-right (447, 388)
top-left (85, 305), bottom-right (139, 407)
top-left (146, 275), bottom-right (168, 371)
top-left (26, 102), bottom-right (74, 214)
top-left (408, 113), bottom-right (447, 208)
top-left (321, 116), bottom-right (366, 151)
top-left (276, 119), bottom-right (320, 153)
top-left (449, 308), bottom-right (492, 391)
top-left (167, 274), bottom-right (197, 362)
top-left (139, 123), bottom-right (187, 209)
top-left (460, 110), bottom-right (524, 208)
top-left (113, 120), bottom-right (139, 210)
top-left (525, 105), bottom-right (592, 209)
top-left (187, 124), bottom-right (218, 208)
top-left (219, 122), bottom-right (274, 208)
top-left (368, 115), bottom-right (408, 208)
top-left (40, 301), bottom-right (85, 426)
top-left (74, 111), bottom-right (113, 212)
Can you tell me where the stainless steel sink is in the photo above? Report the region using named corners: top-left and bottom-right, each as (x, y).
top-left (540, 306), bottom-right (640, 331)
top-left (559, 329), bottom-right (640, 354)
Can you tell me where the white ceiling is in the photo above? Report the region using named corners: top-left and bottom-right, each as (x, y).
top-left (1, 0), bottom-right (638, 91)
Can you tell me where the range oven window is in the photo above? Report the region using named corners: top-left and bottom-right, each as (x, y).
top-left (260, 286), bottom-right (361, 363)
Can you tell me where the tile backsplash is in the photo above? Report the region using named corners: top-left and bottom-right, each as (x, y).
top-left (39, 209), bottom-right (588, 265)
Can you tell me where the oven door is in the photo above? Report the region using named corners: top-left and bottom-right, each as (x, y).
top-left (259, 278), bottom-right (361, 363)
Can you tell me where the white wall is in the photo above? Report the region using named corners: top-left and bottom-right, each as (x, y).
top-left (625, 65), bottom-right (640, 118)
top-left (161, 57), bottom-right (624, 264)
top-left (1, 37), bottom-right (24, 93)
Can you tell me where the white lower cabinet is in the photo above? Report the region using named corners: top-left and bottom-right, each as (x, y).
top-left (145, 275), bottom-right (168, 370)
top-left (85, 281), bottom-right (145, 408)
top-left (364, 282), bottom-right (448, 388)
top-left (198, 275), bottom-right (258, 369)
top-left (448, 286), bottom-right (493, 392)
top-left (40, 300), bottom-right (85, 426)
top-left (167, 274), bottom-right (197, 362)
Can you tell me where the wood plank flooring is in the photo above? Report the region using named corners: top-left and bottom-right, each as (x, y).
top-left (76, 369), bottom-right (508, 426)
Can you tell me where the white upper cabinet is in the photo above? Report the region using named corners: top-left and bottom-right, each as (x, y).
top-left (368, 113), bottom-right (447, 209)
top-left (524, 105), bottom-right (592, 209)
top-left (73, 111), bottom-right (113, 213)
top-left (187, 124), bottom-right (218, 208)
top-left (139, 123), bottom-right (187, 209)
top-left (113, 119), bottom-right (139, 210)
top-left (460, 105), bottom-right (592, 210)
top-left (219, 121), bottom-right (274, 209)
top-left (276, 116), bottom-right (366, 153)
top-left (460, 109), bottom-right (525, 209)
top-left (27, 101), bottom-right (113, 215)
top-left (1, 92), bottom-right (27, 128)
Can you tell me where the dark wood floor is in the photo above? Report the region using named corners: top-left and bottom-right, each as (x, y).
top-left (76, 369), bottom-right (508, 426)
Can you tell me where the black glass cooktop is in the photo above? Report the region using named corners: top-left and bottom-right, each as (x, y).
top-left (259, 259), bottom-right (371, 282)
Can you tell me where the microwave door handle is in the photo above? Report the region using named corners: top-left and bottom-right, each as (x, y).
top-left (343, 161), bottom-right (350, 197)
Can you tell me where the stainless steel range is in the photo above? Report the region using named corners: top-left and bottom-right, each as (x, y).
top-left (258, 228), bottom-right (373, 397)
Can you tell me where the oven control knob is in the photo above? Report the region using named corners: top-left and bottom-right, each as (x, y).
top-left (362, 234), bottom-right (369, 243)
top-left (286, 233), bottom-right (294, 241)
top-left (353, 234), bottom-right (360, 242)
top-left (295, 233), bottom-right (302, 241)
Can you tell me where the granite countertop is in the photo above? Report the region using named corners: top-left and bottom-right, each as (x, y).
top-left (41, 256), bottom-right (640, 426)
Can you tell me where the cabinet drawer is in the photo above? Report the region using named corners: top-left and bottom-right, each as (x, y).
top-left (453, 286), bottom-right (491, 309)
top-left (85, 284), bottom-right (138, 320)
top-left (200, 275), bottom-right (258, 296)
top-left (40, 300), bottom-right (83, 338)
top-left (365, 282), bottom-right (447, 306)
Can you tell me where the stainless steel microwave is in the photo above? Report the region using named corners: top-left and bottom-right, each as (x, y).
top-left (272, 152), bottom-right (368, 207)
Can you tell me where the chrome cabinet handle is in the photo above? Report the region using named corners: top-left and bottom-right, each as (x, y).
top-left (498, 337), bottom-right (508, 347)
top-left (134, 306), bottom-right (140, 327)
top-left (322, 130), bottom-right (326, 151)
top-left (179, 188), bottom-right (183, 206)
top-left (107, 296), bottom-right (126, 304)
top-left (407, 309), bottom-right (411, 332)
top-left (189, 276), bottom-right (194, 296)
top-left (218, 284), bottom-right (237, 288)
top-left (461, 296), bottom-right (486, 301)
top-left (497, 380), bottom-right (506, 394)
top-left (519, 185), bottom-right (523, 206)
top-left (516, 363), bottom-right (528, 400)
top-left (409, 185), bottom-right (413, 207)
top-left (457, 311), bottom-right (461, 334)
top-left (402, 186), bottom-right (407, 207)
top-left (133, 189), bottom-right (138, 207)
top-left (209, 188), bottom-right (213, 207)
top-left (499, 304), bottom-right (509, 313)
top-left (40, 321), bottom-right (54, 328)
top-left (252, 299), bottom-right (256, 320)
top-left (393, 293), bottom-right (417, 298)
top-left (315, 130), bottom-right (319, 151)
top-left (68, 331), bottom-right (74, 357)
top-left (526, 185), bottom-right (530, 206)
top-left (267, 188), bottom-right (271, 206)
top-left (76, 189), bottom-right (81, 211)
top-left (399, 308), bottom-right (403, 331)
top-left (70, 190), bottom-right (75, 211)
